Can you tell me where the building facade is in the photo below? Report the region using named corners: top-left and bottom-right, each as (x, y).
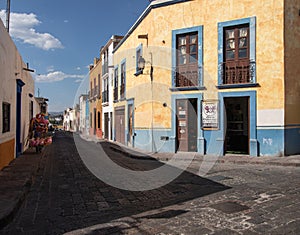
top-left (89, 58), bottom-right (102, 138)
top-left (79, 94), bottom-right (89, 136)
top-left (0, 19), bottom-right (36, 169)
top-left (112, 0), bottom-right (300, 156)
top-left (63, 108), bottom-right (76, 132)
top-left (100, 35), bottom-right (123, 141)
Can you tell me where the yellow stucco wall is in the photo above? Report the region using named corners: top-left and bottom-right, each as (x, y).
top-left (284, 0), bottom-right (300, 125)
top-left (89, 59), bottom-right (102, 134)
top-left (114, 0), bottom-right (285, 129)
top-left (0, 139), bottom-right (15, 170)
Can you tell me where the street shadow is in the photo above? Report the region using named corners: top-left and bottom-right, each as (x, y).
top-left (1, 132), bottom-right (231, 234)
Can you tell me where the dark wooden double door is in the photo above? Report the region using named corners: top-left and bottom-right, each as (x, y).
top-left (176, 99), bottom-right (198, 152)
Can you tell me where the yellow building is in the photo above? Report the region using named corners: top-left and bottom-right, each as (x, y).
top-left (89, 57), bottom-right (102, 139)
top-left (113, 0), bottom-right (300, 156)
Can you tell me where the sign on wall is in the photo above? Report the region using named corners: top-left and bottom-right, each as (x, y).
top-left (201, 100), bottom-right (219, 129)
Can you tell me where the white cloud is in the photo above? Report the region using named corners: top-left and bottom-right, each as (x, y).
top-left (0, 10), bottom-right (63, 50)
top-left (76, 67), bottom-right (81, 70)
top-left (35, 71), bottom-right (85, 83)
top-left (75, 79), bottom-right (84, 83)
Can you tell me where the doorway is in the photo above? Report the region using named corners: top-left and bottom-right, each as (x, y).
top-left (115, 107), bottom-right (125, 144)
top-left (224, 97), bottom-right (249, 154)
top-left (176, 98), bottom-right (198, 152)
top-left (127, 103), bottom-right (134, 147)
top-left (104, 113), bottom-right (109, 139)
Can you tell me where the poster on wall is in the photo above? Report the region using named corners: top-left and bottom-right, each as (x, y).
top-left (201, 100), bottom-right (219, 129)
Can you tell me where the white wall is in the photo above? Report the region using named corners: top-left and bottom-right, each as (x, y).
top-left (0, 19), bottom-right (35, 153)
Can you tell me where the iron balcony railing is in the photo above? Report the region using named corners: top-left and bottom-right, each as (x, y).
top-left (175, 64), bottom-right (199, 87)
top-left (102, 90), bottom-right (108, 103)
top-left (102, 61), bottom-right (108, 76)
top-left (221, 60), bottom-right (255, 84)
top-left (113, 87), bottom-right (118, 102)
top-left (120, 83), bottom-right (125, 99)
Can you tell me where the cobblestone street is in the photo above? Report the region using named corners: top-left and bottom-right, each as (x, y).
top-left (1, 132), bottom-right (299, 234)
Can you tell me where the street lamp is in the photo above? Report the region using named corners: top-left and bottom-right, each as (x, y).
top-left (135, 53), bottom-right (155, 152)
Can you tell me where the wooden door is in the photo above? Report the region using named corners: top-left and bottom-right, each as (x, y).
top-left (104, 113), bottom-right (109, 139)
top-left (115, 107), bottom-right (125, 144)
top-left (176, 100), bottom-right (188, 151)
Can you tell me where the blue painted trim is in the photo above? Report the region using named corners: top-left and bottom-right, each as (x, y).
top-left (170, 86), bottom-right (206, 92)
top-left (113, 0), bottom-right (191, 53)
top-left (218, 90), bottom-right (257, 156)
top-left (114, 65), bottom-right (119, 88)
top-left (217, 83), bottom-right (259, 89)
top-left (285, 127), bottom-right (300, 155)
top-left (121, 58), bottom-right (126, 98)
top-left (16, 79), bottom-right (25, 157)
top-left (218, 17), bottom-right (256, 85)
top-left (134, 129), bottom-right (173, 152)
top-left (16, 79), bottom-right (25, 93)
top-left (172, 25), bottom-right (203, 88)
top-left (127, 98), bottom-right (135, 147)
top-left (171, 93), bottom-right (204, 153)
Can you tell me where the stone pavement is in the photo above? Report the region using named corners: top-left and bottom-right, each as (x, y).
top-left (0, 131), bottom-right (299, 234)
top-left (0, 148), bottom-right (43, 230)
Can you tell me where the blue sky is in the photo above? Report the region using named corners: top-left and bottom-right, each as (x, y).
top-left (0, 0), bottom-right (149, 112)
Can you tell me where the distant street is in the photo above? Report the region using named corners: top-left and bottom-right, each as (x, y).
top-left (1, 131), bottom-right (299, 235)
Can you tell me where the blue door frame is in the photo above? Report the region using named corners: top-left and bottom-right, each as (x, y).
top-left (16, 79), bottom-right (25, 157)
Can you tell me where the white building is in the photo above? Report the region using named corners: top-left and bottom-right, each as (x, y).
top-left (79, 94), bottom-right (89, 136)
top-left (0, 19), bottom-right (36, 169)
top-left (63, 108), bottom-right (76, 132)
top-left (100, 35), bottom-right (123, 140)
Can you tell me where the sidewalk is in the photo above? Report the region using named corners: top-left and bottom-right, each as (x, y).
top-left (0, 148), bottom-right (43, 229)
top-left (107, 140), bottom-right (300, 167)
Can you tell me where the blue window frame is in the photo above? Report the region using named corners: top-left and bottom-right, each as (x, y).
top-left (218, 17), bottom-right (257, 88)
top-left (114, 66), bottom-right (119, 102)
top-left (120, 59), bottom-right (126, 100)
top-left (171, 26), bottom-right (203, 90)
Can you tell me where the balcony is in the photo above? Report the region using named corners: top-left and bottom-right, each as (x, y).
top-left (221, 60), bottom-right (254, 84)
top-left (176, 64), bottom-right (198, 87)
top-left (102, 90), bottom-right (108, 103)
top-left (120, 83), bottom-right (125, 99)
top-left (102, 61), bottom-right (108, 76)
top-left (113, 87), bottom-right (118, 102)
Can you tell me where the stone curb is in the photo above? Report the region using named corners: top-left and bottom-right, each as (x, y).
top-left (0, 148), bottom-right (45, 230)
top-left (102, 140), bottom-right (300, 168)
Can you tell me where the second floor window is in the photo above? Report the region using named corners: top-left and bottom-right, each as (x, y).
top-left (114, 67), bottom-right (119, 101)
top-left (223, 25), bottom-right (250, 84)
top-left (176, 32), bottom-right (198, 87)
top-left (2, 102), bottom-right (10, 133)
top-left (120, 62), bottom-right (126, 99)
top-left (102, 78), bottom-right (109, 103)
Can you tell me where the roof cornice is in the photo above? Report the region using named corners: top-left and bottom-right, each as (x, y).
top-left (113, 0), bottom-right (190, 53)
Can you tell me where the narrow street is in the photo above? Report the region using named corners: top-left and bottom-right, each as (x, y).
top-left (1, 132), bottom-right (299, 234)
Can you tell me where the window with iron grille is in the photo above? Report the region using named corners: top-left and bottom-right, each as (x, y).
top-left (223, 24), bottom-right (250, 84)
top-left (2, 102), bottom-right (10, 133)
top-left (218, 17), bottom-right (256, 87)
top-left (176, 32), bottom-right (198, 87)
top-left (102, 78), bottom-right (108, 103)
top-left (114, 67), bottom-right (119, 101)
top-left (120, 62), bottom-right (126, 99)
